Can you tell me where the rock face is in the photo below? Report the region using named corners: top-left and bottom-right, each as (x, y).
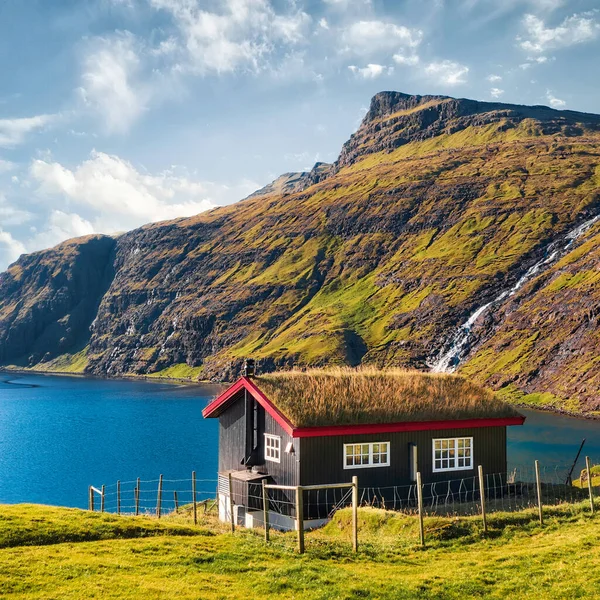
top-left (0, 235), bottom-right (116, 365)
top-left (337, 91), bottom-right (600, 168)
top-left (1, 91), bottom-right (600, 413)
top-left (245, 162), bottom-right (333, 199)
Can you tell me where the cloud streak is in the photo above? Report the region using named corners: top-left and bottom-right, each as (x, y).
top-left (519, 13), bottom-right (600, 53)
top-left (425, 60), bottom-right (469, 85)
top-left (0, 114), bottom-right (57, 147)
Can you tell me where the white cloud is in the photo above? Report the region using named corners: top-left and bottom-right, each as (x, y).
top-left (28, 210), bottom-right (95, 253)
top-left (340, 20), bottom-right (422, 55)
top-left (486, 74), bottom-right (502, 82)
top-left (323, 0), bottom-right (371, 6)
top-left (393, 53), bottom-right (419, 66)
top-left (29, 150), bottom-right (257, 233)
top-left (30, 151), bottom-right (215, 231)
top-left (0, 114), bottom-right (57, 148)
top-left (0, 228), bottom-right (26, 267)
top-left (519, 13), bottom-right (600, 53)
top-left (0, 159), bottom-right (16, 173)
top-left (149, 0), bottom-right (311, 75)
top-left (318, 18), bottom-right (329, 30)
top-left (348, 63), bottom-right (393, 79)
top-left (546, 90), bottom-right (566, 108)
top-left (79, 32), bottom-right (149, 133)
top-left (0, 194), bottom-right (33, 226)
top-left (490, 87), bottom-right (504, 98)
top-left (424, 60), bottom-right (469, 85)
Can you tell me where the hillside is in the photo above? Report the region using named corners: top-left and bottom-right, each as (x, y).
top-left (1, 503), bottom-right (600, 599)
top-left (1, 91), bottom-right (600, 413)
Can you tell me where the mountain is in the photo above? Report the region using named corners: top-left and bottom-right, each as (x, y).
top-left (1, 92), bottom-right (600, 414)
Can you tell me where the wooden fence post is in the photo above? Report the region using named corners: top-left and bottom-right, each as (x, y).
top-left (586, 456), bottom-right (595, 515)
top-left (135, 477), bottom-right (140, 516)
top-left (89, 486), bottom-right (94, 512)
top-left (192, 471), bottom-right (197, 525)
top-left (535, 460), bottom-right (543, 525)
top-left (262, 479), bottom-right (270, 543)
top-left (174, 491), bottom-right (179, 513)
top-left (478, 465), bottom-right (487, 534)
top-left (296, 485), bottom-right (305, 554)
top-left (117, 480), bottom-right (121, 516)
top-left (416, 472), bottom-right (425, 547)
top-left (228, 473), bottom-right (235, 533)
top-left (352, 476), bottom-right (358, 553)
top-left (157, 474), bottom-right (163, 519)
top-left (101, 485), bottom-right (105, 513)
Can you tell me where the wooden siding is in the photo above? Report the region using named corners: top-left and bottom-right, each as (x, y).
top-left (218, 389), bottom-right (299, 486)
top-left (299, 426), bottom-right (507, 488)
top-left (218, 390), bottom-right (246, 473)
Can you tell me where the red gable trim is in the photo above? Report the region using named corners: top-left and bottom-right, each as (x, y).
top-left (202, 377), bottom-right (296, 436)
top-left (292, 416), bottom-right (526, 438)
top-left (203, 379), bottom-right (525, 439)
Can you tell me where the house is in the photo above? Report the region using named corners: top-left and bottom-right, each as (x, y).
top-left (202, 365), bottom-right (525, 530)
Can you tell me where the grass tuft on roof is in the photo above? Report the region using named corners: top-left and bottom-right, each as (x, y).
top-left (255, 367), bottom-right (521, 427)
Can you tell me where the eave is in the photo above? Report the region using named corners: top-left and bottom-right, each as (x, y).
top-left (202, 377), bottom-right (526, 438)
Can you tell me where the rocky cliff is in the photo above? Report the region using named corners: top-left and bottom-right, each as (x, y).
top-left (1, 92), bottom-right (600, 414)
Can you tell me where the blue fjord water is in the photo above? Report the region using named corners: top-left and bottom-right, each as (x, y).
top-left (0, 373), bottom-right (599, 508)
top-left (0, 373), bottom-right (223, 508)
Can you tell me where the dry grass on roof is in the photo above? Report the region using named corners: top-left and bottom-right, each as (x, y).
top-left (255, 367), bottom-right (521, 428)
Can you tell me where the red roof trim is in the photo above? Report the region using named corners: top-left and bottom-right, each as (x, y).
top-left (291, 416), bottom-right (526, 438)
top-left (202, 377), bottom-right (295, 436)
top-left (203, 378), bottom-right (525, 438)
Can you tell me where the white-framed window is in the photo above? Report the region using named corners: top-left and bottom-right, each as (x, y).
top-left (264, 434), bottom-right (281, 463)
top-left (433, 437), bottom-right (473, 472)
top-left (344, 442), bottom-right (390, 469)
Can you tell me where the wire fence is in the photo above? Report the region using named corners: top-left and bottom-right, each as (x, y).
top-left (88, 474), bottom-right (218, 518)
top-left (350, 462), bottom-right (599, 518)
top-left (88, 458), bottom-right (600, 553)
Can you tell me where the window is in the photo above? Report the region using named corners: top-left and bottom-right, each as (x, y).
top-left (264, 434), bottom-right (281, 463)
top-left (409, 443), bottom-right (418, 482)
top-left (344, 442), bottom-right (390, 469)
top-left (433, 437), bottom-right (473, 472)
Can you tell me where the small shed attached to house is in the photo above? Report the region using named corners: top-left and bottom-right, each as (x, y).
top-left (203, 367), bottom-right (525, 530)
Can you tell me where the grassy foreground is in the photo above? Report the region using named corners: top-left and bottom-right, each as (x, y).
top-left (1, 503), bottom-right (599, 599)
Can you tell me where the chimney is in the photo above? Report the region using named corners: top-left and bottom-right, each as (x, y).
top-left (242, 358), bottom-right (255, 378)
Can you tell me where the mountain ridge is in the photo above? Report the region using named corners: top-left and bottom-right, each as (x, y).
top-left (1, 91), bottom-right (600, 414)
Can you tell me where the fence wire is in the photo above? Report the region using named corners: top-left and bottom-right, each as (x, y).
top-left (89, 477), bottom-right (218, 516)
top-left (89, 459), bottom-right (600, 525)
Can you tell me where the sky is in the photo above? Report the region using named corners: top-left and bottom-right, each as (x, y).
top-left (0, 0), bottom-right (599, 270)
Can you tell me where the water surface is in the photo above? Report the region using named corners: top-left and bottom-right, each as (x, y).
top-left (0, 373), bottom-right (222, 508)
top-left (0, 374), bottom-right (598, 508)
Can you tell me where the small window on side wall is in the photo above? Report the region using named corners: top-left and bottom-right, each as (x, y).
top-left (265, 434), bottom-right (281, 463)
top-left (432, 437), bottom-right (473, 472)
top-left (344, 442), bottom-right (390, 469)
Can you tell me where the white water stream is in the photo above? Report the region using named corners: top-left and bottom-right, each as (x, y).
top-left (429, 214), bottom-right (600, 373)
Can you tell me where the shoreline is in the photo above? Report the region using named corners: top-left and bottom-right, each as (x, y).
top-left (1, 365), bottom-right (598, 422)
top-left (0, 366), bottom-right (225, 388)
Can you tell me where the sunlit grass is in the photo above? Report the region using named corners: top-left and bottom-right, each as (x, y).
top-left (255, 367), bottom-right (521, 427)
top-left (2, 502), bottom-right (600, 599)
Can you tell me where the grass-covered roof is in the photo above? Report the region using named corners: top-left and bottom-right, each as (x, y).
top-left (255, 368), bottom-right (521, 428)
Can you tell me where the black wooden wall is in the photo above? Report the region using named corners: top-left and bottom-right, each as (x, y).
top-left (218, 390), bottom-right (300, 487)
top-left (299, 426), bottom-right (507, 488)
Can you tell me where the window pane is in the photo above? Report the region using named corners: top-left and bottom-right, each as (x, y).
top-left (373, 454), bottom-right (380, 464)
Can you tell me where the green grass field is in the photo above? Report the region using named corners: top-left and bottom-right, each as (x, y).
top-left (1, 502), bottom-right (600, 599)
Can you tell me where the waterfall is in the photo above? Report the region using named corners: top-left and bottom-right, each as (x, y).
top-left (429, 214), bottom-right (600, 374)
